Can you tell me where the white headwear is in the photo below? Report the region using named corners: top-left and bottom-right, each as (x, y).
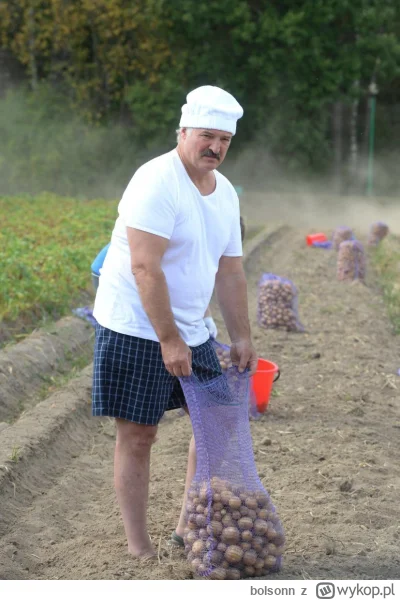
top-left (179, 86), bottom-right (243, 135)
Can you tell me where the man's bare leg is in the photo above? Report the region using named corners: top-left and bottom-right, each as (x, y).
top-left (114, 418), bottom-right (157, 557)
top-left (175, 433), bottom-right (196, 538)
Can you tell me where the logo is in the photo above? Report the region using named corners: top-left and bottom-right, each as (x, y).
top-left (316, 583), bottom-right (335, 599)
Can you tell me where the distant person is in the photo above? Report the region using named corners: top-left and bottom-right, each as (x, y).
top-left (91, 243), bottom-right (110, 291)
top-left (91, 85), bottom-right (257, 559)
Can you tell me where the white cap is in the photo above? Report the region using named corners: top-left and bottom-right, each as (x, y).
top-left (179, 85), bottom-right (243, 135)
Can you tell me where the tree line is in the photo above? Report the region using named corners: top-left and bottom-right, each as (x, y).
top-left (1, 0), bottom-right (399, 193)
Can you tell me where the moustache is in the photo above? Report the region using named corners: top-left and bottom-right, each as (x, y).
top-left (201, 149), bottom-right (220, 160)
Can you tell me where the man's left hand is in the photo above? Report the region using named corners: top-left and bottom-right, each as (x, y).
top-left (230, 339), bottom-right (258, 376)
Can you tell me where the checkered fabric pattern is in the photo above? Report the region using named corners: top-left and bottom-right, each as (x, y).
top-left (92, 324), bottom-right (222, 425)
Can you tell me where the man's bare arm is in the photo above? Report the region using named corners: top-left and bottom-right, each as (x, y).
top-left (215, 256), bottom-right (257, 374)
top-left (215, 256), bottom-right (251, 342)
top-left (127, 227), bottom-right (191, 376)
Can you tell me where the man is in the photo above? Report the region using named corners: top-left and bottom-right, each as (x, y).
top-left (92, 85), bottom-right (258, 559)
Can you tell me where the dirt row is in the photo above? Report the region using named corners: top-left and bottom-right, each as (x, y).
top-left (0, 316), bottom-right (94, 423)
top-left (0, 225), bottom-right (399, 580)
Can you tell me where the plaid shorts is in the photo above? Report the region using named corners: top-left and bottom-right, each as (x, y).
top-left (92, 324), bottom-right (222, 425)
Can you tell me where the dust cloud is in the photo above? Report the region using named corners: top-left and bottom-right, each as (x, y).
top-left (222, 146), bottom-right (400, 235)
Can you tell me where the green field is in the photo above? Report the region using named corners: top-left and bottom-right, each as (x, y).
top-left (1, 194), bottom-right (117, 338)
top-left (370, 235), bottom-right (400, 334)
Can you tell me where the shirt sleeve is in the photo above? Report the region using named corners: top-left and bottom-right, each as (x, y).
top-left (222, 193), bottom-right (243, 257)
top-left (117, 166), bottom-right (177, 240)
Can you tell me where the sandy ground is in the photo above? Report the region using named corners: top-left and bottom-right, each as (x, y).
top-left (0, 226), bottom-right (399, 580)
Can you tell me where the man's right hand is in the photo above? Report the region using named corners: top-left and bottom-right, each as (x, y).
top-left (161, 336), bottom-right (192, 377)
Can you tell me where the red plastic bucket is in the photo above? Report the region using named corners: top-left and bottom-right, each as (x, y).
top-left (306, 233), bottom-right (327, 246)
top-left (252, 358), bottom-right (280, 413)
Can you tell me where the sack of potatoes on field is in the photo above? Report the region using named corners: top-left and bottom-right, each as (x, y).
top-left (337, 240), bottom-right (366, 282)
top-left (367, 222), bottom-right (389, 246)
top-left (179, 368), bottom-right (285, 580)
top-left (257, 273), bottom-right (304, 333)
top-left (332, 226), bottom-right (354, 250)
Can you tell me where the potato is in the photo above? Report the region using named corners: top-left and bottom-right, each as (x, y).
top-left (243, 550), bottom-right (257, 566)
top-left (208, 550), bottom-right (223, 566)
top-left (198, 528), bottom-right (208, 540)
top-left (238, 517), bottom-right (253, 531)
top-left (186, 530), bottom-right (199, 545)
top-left (222, 526), bottom-right (240, 544)
top-left (251, 536), bottom-right (265, 553)
top-left (255, 558), bottom-right (264, 570)
top-left (229, 496), bottom-right (242, 510)
top-left (254, 519), bottom-right (268, 536)
top-left (267, 542), bottom-right (283, 556)
top-left (231, 511), bottom-right (241, 521)
top-left (192, 540), bottom-right (205, 555)
top-left (257, 508), bottom-right (269, 520)
top-left (207, 521), bottom-right (223, 537)
top-left (196, 514), bottom-right (207, 528)
top-left (191, 558), bottom-right (202, 571)
top-left (255, 492), bottom-right (269, 507)
top-left (264, 555), bottom-right (277, 569)
top-left (241, 542), bottom-right (252, 551)
top-left (225, 545), bottom-right (243, 564)
top-left (222, 515), bottom-right (234, 527)
top-left (244, 565), bottom-right (255, 576)
top-left (210, 567), bottom-right (227, 580)
top-left (241, 530), bottom-right (253, 543)
top-left (226, 568), bottom-right (241, 580)
top-left (220, 490), bottom-right (233, 505)
top-left (217, 542), bottom-right (227, 553)
top-left (245, 497), bottom-right (258, 511)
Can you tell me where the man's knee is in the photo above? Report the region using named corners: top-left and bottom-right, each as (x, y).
top-left (115, 419), bottom-right (158, 451)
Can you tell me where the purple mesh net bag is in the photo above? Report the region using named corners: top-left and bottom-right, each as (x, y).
top-left (312, 240), bottom-right (333, 249)
top-left (337, 240), bottom-right (366, 281)
top-left (332, 226), bottom-right (354, 250)
top-left (257, 274), bottom-right (304, 333)
top-left (72, 306), bottom-right (97, 327)
top-left (210, 338), bottom-right (261, 420)
top-left (179, 368), bottom-right (285, 580)
top-left (367, 222), bottom-right (389, 246)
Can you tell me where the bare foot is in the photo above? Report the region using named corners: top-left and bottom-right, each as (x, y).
top-left (128, 546), bottom-right (157, 560)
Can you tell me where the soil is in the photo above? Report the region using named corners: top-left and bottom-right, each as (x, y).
top-left (0, 226), bottom-right (399, 580)
top-left (0, 316), bottom-right (94, 423)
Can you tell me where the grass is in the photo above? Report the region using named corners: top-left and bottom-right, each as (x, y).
top-left (10, 446), bottom-right (21, 462)
top-left (0, 193), bottom-right (117, 342)
top-left (370, 234), bottom-right (400, 334)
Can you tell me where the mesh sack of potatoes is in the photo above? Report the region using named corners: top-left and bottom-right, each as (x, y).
top-left (332, 226), bottom-right (354, 250)
top-left (337, 240), bottom-right (366, 281)
top-left (179, 368), bottom-right (285, 580)
top-left (210, 339), bottom-right (261, 420)
top-left (367, 222), bottom-right (389, 246)
top-left (257, 273), bottom-right (304, 332)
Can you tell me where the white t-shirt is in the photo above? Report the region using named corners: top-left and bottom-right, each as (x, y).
top-left (93, 149), bottom-right (242, 347)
